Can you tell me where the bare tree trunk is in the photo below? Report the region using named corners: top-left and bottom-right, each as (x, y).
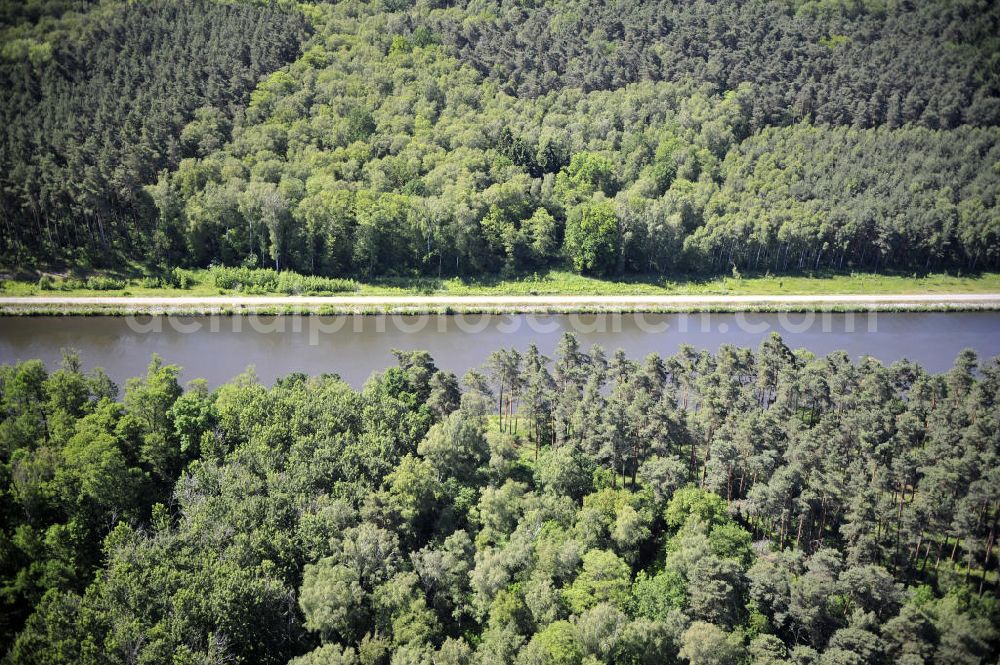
top-left (497, 379), bottom-right (504, 432)
top-left (935, 536), bottom-right (947, 572)
top-left (817, 500), bottom-right (828, 551)
top-left (979, 500), bottom-right (999, 596)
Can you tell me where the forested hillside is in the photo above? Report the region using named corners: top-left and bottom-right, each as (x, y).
top-left (1, 0), bottom-right (999, 278)
top-left (1, 336), bottom-right (998, 663)
top-left (0, 0), bottom-right (309, 267)
top-left (429, 0), bottom-right (1000, 129)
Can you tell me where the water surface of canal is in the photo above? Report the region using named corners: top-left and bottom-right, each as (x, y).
top-left (1, 312), bottom-right (998, 387)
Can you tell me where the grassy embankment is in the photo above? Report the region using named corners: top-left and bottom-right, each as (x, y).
top-left (1, 267), bottom-right (999, 314)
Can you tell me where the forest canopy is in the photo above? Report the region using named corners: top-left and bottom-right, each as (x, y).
top-left (0, 0), bottom-right (310, 269)
top-left (1, 335), bottom-right (998, 663)
top-left (0, 0), bottom-right (999, 277)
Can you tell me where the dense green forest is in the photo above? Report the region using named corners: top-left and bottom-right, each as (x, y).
top-left (0, 0), bottom-right (310, 269)
top-left (427, 0), bottom-right (1000, 128)
top-left (1, 0), bottom-right (999, 277)
top-left (1, 335), bottom-right (998, 663)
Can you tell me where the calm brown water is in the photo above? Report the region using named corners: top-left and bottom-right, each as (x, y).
top-left (1, 312), bottom-right (998, 388)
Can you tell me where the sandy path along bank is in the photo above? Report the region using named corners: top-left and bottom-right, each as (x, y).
top-left (2, 293), bottom-right (1000, 313)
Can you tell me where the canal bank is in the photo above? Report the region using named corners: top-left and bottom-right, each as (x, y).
top-left (1, 292), bottom-right (1000, 315)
